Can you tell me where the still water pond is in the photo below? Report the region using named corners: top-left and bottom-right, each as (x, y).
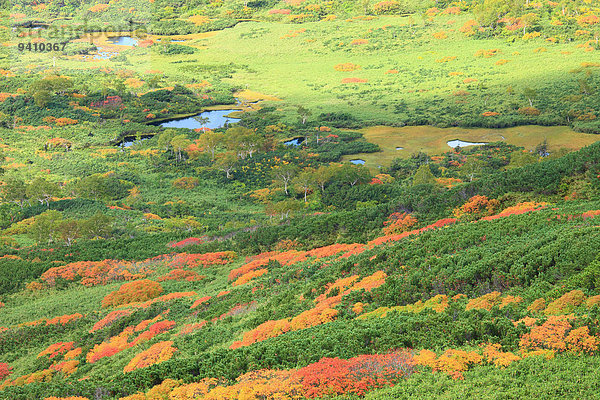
top-left (159, 109), bottom-right (240, 130)
top-left (107, 36), bottom-right (139, 46)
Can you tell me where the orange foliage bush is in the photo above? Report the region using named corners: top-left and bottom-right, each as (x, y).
top-left (86, 331), bottom-right (131, 363)
top-left (233, 268), bottom-right (268, 286)
top-left (414, 348), bottom-right (482, 379)
top-left (157, 269), bottom-right (204, 282)
top-left (499, 295), bottom-right (522, 309)
top-left (120, 379), bottom-right (180, 400)
top-left (46, 313), bottom-right (83, 326)
top-left (544, 290), bottom-right (586, 315)
top-left (475, 49), bottom-right (500, 58)
top-left (190, 296), bottom-right (212, 309)
top-left (466, 292), bottom-right (502, 310)
top-left (131, 350), bottom-right (415, 399)
top-left (436, 56), bottom-right (456, 63)
top-left (41, 259), bottom-right (153, 287)
top-left (123, 341), bottom-right (177, 373)
top-left (459, 20), bottom-right (478, 35)
top-left (519, 315), bottom-right (598, 354)
top-left (229, 250), bottom-right (305, 281)
top-left (90, 309), bottom-right (134, 333)
top-left (64, 348), bottom-right (82, 360)
top-left (232, 271), bottom-right (386, 349)
top-left (382, 212), bottom-right (417, 235)
top-left (586, 295), bottom-right (600, 308)
top-left (89, 3), bottom-right (109, 12)
top-left (483, 343), bottom-right (521, 367)
top-left (135, 291), bottom-right (197, 309)
top-left (101, 280), bottom-right (163, 308)
top-left (167, 252), bottom-right (236, 269)
top-left (176, 321), bottom-right (207, 336)
top-left (307, 243), bottom-right (365, 259)
top-left (334, 63), bottom-right (361, 71)
top-left (368, 218), bottom-right (457, 246)
top-left (54, 118), bottom-right (78, 126)
top-left (481, 202), bottom-right (547, 221)
top-left (373, 1), bottom-right (400, 14)
top-left (0, 368), bottom-right (54, 389)
top-left (528, 298), bottom-right (546, 312)
top-left (38, 342), bottom-right (74, 359)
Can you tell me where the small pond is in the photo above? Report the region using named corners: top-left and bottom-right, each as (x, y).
top-left (89, 49), bottom-right (118, 60)
top-left (116, 135), bottom-right (154, 148)
top-left (350, 159), bottom-right (366, 165)
top-left (396, 147), bottom-right (404, 150)
top-left (158, 109), bottom-right (240, 130)
top-left (447, 139), bottom-right (488, 149)
top-left (107, 36), bottom-right (139, 46)
top-left (284, 137), bottom-right (305, 146)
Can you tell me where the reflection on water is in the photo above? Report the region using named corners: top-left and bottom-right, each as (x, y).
top-left (447, 139), bottom-right (487, 148)
top-left (107, 36), bottom-right (139, 46)
top-left (284, 137), bottom-right (305, 146)
top-left (159, 109), bottom-right (240, 130)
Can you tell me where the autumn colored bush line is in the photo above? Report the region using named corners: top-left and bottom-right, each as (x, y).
top-left (361, 290), bottom-right (599, 321)
top-left (39, 259), bottom-right (153, 288)
top-left (87, 313), bottom-right (176, 365)
top-left (116, 334), bottom-right (597, 399)
top-left (228, 244), bottom-right (367, 282)
top-left (481, 201), bottom-right (548, 221)
top-left (16, 313), bottom-right (84, 328)
top-left (119, 350), bottom-right (414, 399)
top-left (90, 309), bottom-right (135, 333)
top-left (368, 217), bottom-right (457, 246)
top-left (33, 251), bottom-right (235, 290)
top-left (2, 342), bottom-right (82, 390)
top-left (167, 237), bottom-right (206, 248)
top-left (415, 318), bottom-right (599, 381)
top-left (166, 252), bottom-right (236, 269)
top-left (123, 341), bottom-right (177, 373)
top-left (231, 271), bottom-right (386, 349)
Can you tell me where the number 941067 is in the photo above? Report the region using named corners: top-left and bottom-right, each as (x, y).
top-left (17, 43), bottom-right (67, 52)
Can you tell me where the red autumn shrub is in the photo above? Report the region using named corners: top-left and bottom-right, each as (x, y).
top-left (297, 351), bottom-right (415, 397)
top-left (167, 237), bottom-right (206, 248)
top-left (0, 363), bottom-right (12, 380)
